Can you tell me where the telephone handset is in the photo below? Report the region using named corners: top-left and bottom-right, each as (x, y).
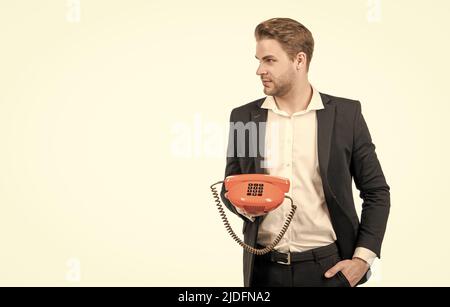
top-left (211, 174), bottom-right (297, 255)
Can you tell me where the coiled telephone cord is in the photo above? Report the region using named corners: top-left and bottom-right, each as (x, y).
top-left (210, 181), bottom-right (297, 255)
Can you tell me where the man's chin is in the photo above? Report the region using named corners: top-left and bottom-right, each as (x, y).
top-left (263, 88), bottom-right (274, 95)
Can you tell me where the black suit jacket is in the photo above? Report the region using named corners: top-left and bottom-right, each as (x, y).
top-left (220, 92), bottom-right (390, 287)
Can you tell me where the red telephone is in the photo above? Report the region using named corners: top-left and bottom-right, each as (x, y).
top-left (224, 174), bottom-right (290, 215)
top-left (211, 174), bottom-right (297, 255)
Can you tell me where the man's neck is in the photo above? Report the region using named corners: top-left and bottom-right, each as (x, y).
top-left (274, 81), bottom-right (313, 116)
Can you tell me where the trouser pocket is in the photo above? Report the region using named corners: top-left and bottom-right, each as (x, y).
top-left (337, 271), bottom-right (351, 287)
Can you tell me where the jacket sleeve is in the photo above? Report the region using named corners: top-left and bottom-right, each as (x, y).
top-left (219, 109), bottom-right (253, 223)
top-left (350, 101), bottom-right (391, 258)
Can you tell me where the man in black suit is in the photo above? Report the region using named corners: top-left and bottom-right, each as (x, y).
top-left (220, 18), bottom-right (390, 287)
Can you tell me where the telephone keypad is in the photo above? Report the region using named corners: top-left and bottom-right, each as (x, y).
top-left (247, 183), bottom-right (264, 196)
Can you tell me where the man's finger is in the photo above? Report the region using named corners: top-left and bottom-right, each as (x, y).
top-left (324, 261), bottom-right (345, 278)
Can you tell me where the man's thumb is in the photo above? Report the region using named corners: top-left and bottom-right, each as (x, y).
top-left (325, 264), bottom-right (341, 278)
top-left (324, 270), bottom-right (334, 278)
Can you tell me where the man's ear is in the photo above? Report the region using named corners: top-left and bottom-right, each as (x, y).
top-left (295, 52), bottom-right (307, 70)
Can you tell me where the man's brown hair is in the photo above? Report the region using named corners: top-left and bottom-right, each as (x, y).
top-left (255, 17), bottom-right (314, 71)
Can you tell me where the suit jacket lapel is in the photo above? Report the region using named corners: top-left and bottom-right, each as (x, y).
top-left (251, 108), bottom-right (268, 174)
top-left (317, 93), bottom-right (335, 192)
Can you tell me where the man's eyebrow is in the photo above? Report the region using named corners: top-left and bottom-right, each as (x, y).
top-left (255, 55), bottom-right (276, 60)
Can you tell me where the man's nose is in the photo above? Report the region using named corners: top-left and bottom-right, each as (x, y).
top-left (256, 64), bottom-right (266, 76)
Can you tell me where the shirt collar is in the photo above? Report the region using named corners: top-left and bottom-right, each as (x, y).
top-left (261, 86), bottom-right (324, 115)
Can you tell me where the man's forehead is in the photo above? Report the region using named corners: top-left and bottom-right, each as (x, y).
top-left (255, 39), bottom-right (284, 58)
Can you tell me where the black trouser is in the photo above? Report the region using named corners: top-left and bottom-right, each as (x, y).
top-left (251, 242), bottom-right (351, 287)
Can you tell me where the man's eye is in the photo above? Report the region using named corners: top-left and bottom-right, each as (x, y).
top-left (267, 59), bottom-right (274, 63)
